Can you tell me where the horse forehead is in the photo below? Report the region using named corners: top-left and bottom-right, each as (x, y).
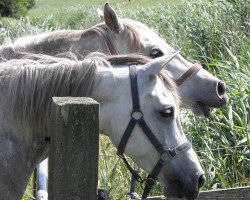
top-left (135, 26), bottom-right (173, 51)
top-left (139, 77), bottom-right (174, 101)
top-left (135, 26), bottom-right (160, 41)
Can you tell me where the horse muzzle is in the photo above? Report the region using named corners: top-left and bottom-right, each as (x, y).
top-left (163, 174), bottom-right (206, 200)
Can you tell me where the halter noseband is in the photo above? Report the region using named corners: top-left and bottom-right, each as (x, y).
top-left (175, 63), bottom-right (202, 86)
top-left (117, 65), bottom-right (192, 199)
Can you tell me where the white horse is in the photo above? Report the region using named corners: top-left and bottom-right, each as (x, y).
top-left (0, 3), bottom-right (227, 117)
top-left (0, 53), bottom-right (204, 200)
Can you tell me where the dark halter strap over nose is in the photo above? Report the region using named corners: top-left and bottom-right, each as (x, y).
top-left (175, 63), bottom-right (202, 86)
top-left (117, 65), bottom-right (192, 199)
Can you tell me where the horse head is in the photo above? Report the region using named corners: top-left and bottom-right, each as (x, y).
top-left (97, 54), bottom-right (205, 199)
top-left (101, 3), bottom-right (228, 117)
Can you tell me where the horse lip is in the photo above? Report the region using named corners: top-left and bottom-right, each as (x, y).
top-left (185, 191), bottom-right (199, 200)
top-left (197, 101), bottom-right (211, 118)
top-left (163, 182), bottom-right (199, 200)
top-left (163, 180), bottom-right (185, 199)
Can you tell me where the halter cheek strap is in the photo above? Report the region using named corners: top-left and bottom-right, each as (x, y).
top-left (117, 65), bottom-right (192, 199)
top-left (92, 28), bottom-right (118, 55)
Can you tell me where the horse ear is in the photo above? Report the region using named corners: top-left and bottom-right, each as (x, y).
top-left (139, 51), bottom-right (179, 76)
top-left (104, 3), bottom-right (124, 34)
top-left (97, 8), bottom-right (104, 21)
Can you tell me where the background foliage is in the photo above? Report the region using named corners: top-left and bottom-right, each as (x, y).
top-left (0, 0), bottom-right (249, 199)
top-left (0, 0), bottom-right (36, 18)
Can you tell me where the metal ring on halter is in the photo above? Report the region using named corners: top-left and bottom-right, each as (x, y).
top-left (131, 110), bottom-right (143, 122)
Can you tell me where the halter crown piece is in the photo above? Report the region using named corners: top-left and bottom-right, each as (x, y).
top-left (117, 65), bottom-right (192, 199)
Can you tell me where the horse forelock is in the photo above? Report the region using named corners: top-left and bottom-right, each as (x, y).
top-left (122, 20), bottom-right (144, 53)
top-left (158, 70), bottom-right (180, 109)
top-left (1, 54), bottom-right (108, 141)
top-left (107, 54), bottom-right (151, 66)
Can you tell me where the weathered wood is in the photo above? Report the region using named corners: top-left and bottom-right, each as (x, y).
top-left (49, 97), bottom-right (99, 200)
top-left (33, 168), bottom-right (37, 197)
top-left (146, 186), bottom-right (250, 200)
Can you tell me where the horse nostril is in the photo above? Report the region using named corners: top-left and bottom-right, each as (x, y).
top-left (198, 174), bottom-right (206, 189)
top-left (217, 81), bottom-right (226, 96)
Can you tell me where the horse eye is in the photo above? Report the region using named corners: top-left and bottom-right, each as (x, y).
top-left (150, 49), bottom-right (164, 58)
top-left (159, 107), bottom-right (174, 118)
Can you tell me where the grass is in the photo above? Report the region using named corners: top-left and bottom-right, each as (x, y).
top-left (28, 0), bottom-right (180, 18)
top-left (0, 0), bottom-right (249, 199)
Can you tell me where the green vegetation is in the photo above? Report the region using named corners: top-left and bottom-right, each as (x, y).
top-left (0, 0), bottom-right (249, 199)
top-left (0, 0), bottom-right (36, 18)
top-left (28, 0), bottom-right (179, 17)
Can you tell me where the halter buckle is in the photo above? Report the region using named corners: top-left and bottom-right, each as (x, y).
top-left (159, 152), bottom-right (171, 164)
top-left (167, 149), bottom-right (176, 157)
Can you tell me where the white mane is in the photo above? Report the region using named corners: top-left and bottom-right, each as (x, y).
top-left (0, 53), bottom-right (111, 141)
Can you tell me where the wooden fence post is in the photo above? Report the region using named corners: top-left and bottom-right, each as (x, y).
top-left (49, 97), bottom-right (99, 200)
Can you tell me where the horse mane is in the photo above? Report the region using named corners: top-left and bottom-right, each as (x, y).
top-left (0, 53), bottom-right (111, 141)
top-left (86, 19), bottom-right (144, 53)
top-left (0, 52), bottom-right (179, 141)
top-left (122, 20), bottom-right (144, 53)
top-left (107, 54), bottom-right (151, 65)
top-left (0, 45), bottom-right (15, 62)
top-left (0, 18), bottom-right (144, 61)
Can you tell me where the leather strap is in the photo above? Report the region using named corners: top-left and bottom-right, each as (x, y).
top-left (175, 63), bottom-right (202, 86)
top-left (102, 31), bottom-right (117, 55)
top-left (142, 141), bottom-right (192, 199)
top-left (92, 28), bottom-right (118, 55)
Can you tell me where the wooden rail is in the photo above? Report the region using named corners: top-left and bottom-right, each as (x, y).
top-left (146, 186), bottom-right (250, 200)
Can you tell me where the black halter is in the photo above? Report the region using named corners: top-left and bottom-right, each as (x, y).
top-left (117, 65), bottom-right (192, 199)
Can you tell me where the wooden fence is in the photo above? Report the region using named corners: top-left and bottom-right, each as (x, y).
top-left (48, 97), bottom-right (99, 200)
top-left (147, 186), bottom-right (250, 200)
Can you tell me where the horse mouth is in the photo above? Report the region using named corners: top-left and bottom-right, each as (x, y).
top-left (163, 180), bottom-right (199, 200)
top-left (190, 101), bottom-right (212, 117)
top-left (197, 101), bottom-right (212, 117)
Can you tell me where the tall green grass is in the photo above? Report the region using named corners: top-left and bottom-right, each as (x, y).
top-left (0, 0), bottom-right (249, 199)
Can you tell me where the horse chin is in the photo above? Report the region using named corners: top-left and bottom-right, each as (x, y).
top-left (192, 101), bottom-right (212, 118)
top-left (163, 182), bottom-right (185, 199)
top-left (163, 181), bottom-right (199, 200)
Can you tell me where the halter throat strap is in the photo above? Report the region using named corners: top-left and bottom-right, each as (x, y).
top-left (117, 65), bottom-right (192, 199)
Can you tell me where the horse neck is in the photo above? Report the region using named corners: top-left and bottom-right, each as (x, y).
top-left (0, 132), bottom-right (48, 199)
top-left (1, 26), bottom-right (139, 58)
